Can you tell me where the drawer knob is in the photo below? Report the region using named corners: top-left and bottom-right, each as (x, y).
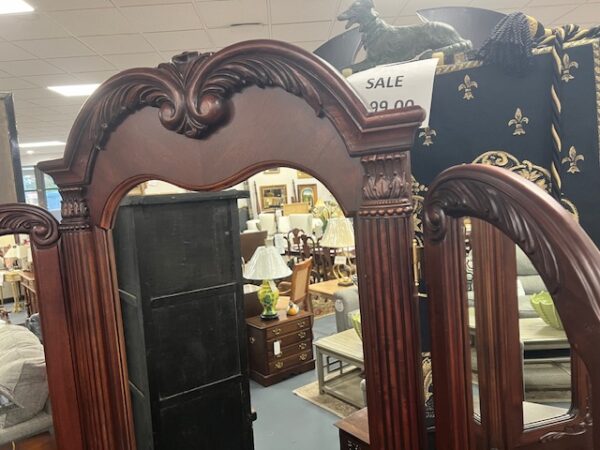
top-left (298, 331), bottom-right (307, 339)
top-left (299, 353), bottom-right (308, 361)
top-left (249, 337), bottom-right (255, 344)
top-left (275, 361), bottom-right (284, 370)
top-left (272, 328), bottom-right (282, 336)
top-left (299, 343), bottom-right (308, 350)
top-left (297, 322), bottom-right (306, 328)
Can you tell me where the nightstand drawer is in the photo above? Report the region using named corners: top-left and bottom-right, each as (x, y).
top-left (268, 350), bottom-right (313, 374)
top-left (266, 317), bottom-right (311, 339)
top-left (267, 328), bottom-right (312, 347)
top-left (268, 339), bottom-right (312, 360)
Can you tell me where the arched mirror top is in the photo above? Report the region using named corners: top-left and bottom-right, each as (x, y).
top-left (37, 40), bottom-right (425, 228)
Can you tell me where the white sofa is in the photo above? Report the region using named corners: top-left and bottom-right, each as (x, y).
top-left (0, 323), bottom-right (52, 446)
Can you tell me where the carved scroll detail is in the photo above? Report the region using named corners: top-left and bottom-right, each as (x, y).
top-left (0, 204), bottom-right (60, 248)
top-left (359, 152), bottom-right (412, 217)
top-left (424, 175), bottom-right (560, 293)
top-left (60, 187), bottom-right (90, 231)
top-left (88, 50), bottom-right (323, 149)
top-left (540, 407), bottom-right (592, 442)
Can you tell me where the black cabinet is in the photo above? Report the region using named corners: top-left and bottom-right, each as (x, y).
top-left (113, 191), bottom-right (254, 450)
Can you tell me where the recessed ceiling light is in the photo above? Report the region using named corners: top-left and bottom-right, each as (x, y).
top-left (0, 0), bottom-right (34, 15)
top-left (20, 141), bottom-right (66, 148)
top-left (47, 84), bottom-right (100, 97)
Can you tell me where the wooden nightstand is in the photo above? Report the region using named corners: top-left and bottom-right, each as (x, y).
top-left (246, 310), bottom-right (315, 386)
top-left (336, 407), bottom-right (370, 449)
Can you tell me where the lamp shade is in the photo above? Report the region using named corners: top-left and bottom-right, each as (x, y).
top-left (243, 245), bottom-right (292, 280)
top-left (320, 218), bottom-right (355, 248)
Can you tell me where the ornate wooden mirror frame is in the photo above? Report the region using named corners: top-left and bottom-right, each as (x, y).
top-left (424, 165), bottom-right (600, 449)
top-left (33, 40), bottom-right (428, 450)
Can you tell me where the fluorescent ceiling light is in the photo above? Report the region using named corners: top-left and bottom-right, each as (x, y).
top-left (26, 150), bottom-right (34, 155)
top-left (48, 83), bottom-right (100, 97)
top-left (0, 0), bottom-right (34, 14)
top-left (20, 141), bottom-right (65, 148)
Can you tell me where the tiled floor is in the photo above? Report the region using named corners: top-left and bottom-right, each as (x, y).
top-left (250, 314), bottom-right (341, 450)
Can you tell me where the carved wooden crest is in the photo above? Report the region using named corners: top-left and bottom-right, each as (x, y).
top-left (0, 204), bottom-right (60, 248)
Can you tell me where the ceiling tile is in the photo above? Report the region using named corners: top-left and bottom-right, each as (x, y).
top-left (81, 34), bottom-right (154, 55)
top-left (208, 24), bottom-right (268, 47)
top-left (15, 37), bottom-right (95, 58)
top-left (104, 52), bottom-right (165, 70)
top-left (46, 55), bottom-right (116, 72)
top-left (196, 0), bottom-right (268, 28)
top-left (12, 88), bottom-right (61, 101)
top-left (402, 0), bottom-right (472, 16)
top-left (0, 60), bottom-right (64, 76)
top-left (272, 21), bottom-right (331, 42)
top-left (27, 0), bottom-right (113, 11)
top-left (22, 73), bottom-right (81, 87)
top-left (519, 4), bottom-right (579, 25)
top-left (557, 4), bottom-right (600, 24)
top-left (467, 0), bottom-right (532, 10)
top-left (120, 4), bottom-right (204, 33)
top-left (0, 78), bottom-right (36, 90)
top-left (50, 8), bottom-right (133, 36)
top-left (0, 42), bottom-right (35, 61)
top-left (270, 0), bottom-right (338, 24)
top-left (338, 0), bottom-right (408, 18)
top-left (0, 13), bottom-right (69, 41)
top-left (290, 41), bottom-right (324, 52)
top-left (73, 70), bottom-right (119, 83)
top-left (144, 30), bottom-right (211, 51)
top-left (112, 0), bottom-right (192, 5)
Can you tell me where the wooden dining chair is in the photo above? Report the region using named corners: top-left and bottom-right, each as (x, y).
top-left (277, 257), bottom-right (313, 313)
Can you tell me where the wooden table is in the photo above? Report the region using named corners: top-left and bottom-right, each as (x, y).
top-left (335, 407), bottom-right (370, 449)
top-left (308, 278), bottom-right (353, 301)
top-left (468, 307), bottom-right (569, 353)
top-left (0, 270), bottom-right (23, 313)
top-left (314, 328), bottom-right (365, 408)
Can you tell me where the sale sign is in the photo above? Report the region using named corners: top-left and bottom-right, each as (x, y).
top-left (347, 58), bottom-right (438, 128)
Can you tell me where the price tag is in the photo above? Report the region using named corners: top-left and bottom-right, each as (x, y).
top-left (274, 340), bottom-right (281, 356)
top-left (334, 255), bottom-right (347, 265)
top-left (347, 58), bottom-right (438, 127)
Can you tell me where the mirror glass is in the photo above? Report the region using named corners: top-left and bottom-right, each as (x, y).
top-left (0, 234), bottom-right (56, 450)
top-left (112, 168), bottom-right (367, 449)
top-left (515, 246), bottom-right (572, 427)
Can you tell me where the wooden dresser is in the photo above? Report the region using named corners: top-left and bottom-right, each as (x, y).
top-left (246, 310), bottom-right (315, 386)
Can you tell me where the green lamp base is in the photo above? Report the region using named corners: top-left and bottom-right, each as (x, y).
top-left (258, 279), bottom-right (280, 320)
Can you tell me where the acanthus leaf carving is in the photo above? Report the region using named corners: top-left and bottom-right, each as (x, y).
top-left (359, 152), bottom-right (413, 217)
top-left (0, 204), bottom-right (60, 248)
top-left (60, 187), bottom-right (90, 231)
top-left (88, 50), bottom-right (324, 150)
top-left (424, 175), bottom-right (560, 294)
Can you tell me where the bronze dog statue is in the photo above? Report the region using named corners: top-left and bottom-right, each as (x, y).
top-left (338, 0), bottom-right (472, 73)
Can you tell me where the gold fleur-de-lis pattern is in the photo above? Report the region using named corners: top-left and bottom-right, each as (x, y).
top-left (508, 108), bottom-right (529, 136)
top-left (458, 74), bottom-right (478, 100)
top-left (562, 146), bottom-right (584, 174)
top-left (419, 127), bottom-right (437, 146)
top-left (561, 53), bottom-right (579, 82)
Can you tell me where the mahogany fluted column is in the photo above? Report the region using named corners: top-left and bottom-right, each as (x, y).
top-left (59, 187), bottom-right (135, 450)
top-left (355, 150), bottom-right (427, 450)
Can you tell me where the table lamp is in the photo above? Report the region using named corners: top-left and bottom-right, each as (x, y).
top-left (243, 245), bottom-right (292, 320)
top-left (320, 217), bottom-right (355, 286)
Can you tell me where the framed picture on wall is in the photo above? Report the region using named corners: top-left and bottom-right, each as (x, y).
top-left (263, 168), bottom-right (280, 174)
top-left (260, 185), bottom-right (287, 210)
top-left (297, 170), bottom-right (312, 179)
top-left (297, 184), bottom-right (318, 207)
